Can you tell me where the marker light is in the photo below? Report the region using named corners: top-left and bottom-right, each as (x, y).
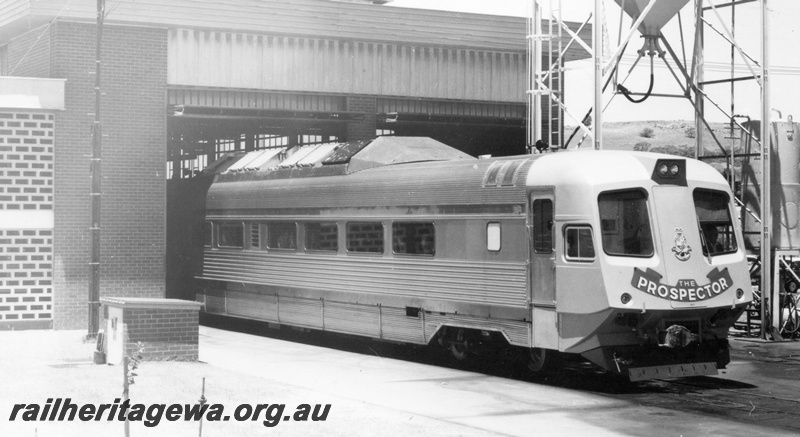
top-left (651, 159), bottom-right (687, 186)
top-left (621, 293), bottom-right (632, 304)
top-left (736, 288), bottom-right (744, 299)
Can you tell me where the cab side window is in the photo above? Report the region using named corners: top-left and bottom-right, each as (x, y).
top-left (565, 226), bottom-right (595, 262)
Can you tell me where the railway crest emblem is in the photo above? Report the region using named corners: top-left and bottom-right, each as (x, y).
top-left (671, 227), bottom-right (692, 261)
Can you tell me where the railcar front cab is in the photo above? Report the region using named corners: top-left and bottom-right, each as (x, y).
top-left (544, 154), bottom-right (752, 380)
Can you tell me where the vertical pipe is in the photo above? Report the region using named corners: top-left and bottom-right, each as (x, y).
top-left (547, 0), bottom-right (553, 148)
top-left (526, 2), bottom-right (532, 152)
top-left (729, 4), bottom-right (736, 189)
top-left (694, 0), bottom-right (704, 159)
top-left (760, 0), bottom-right (773, 336)
top-left (593, 0), bottom-right (603, 149)
top-left (533, 1), bottom-right (542, 150)
top-left (88, 0), bottom-right (104, 337)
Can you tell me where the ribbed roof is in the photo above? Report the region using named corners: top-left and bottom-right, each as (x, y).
top-left (1, 0), bottom-right (590, 56)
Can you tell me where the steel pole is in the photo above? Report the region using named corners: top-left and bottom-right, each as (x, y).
top-left (759, 0), bottom-right (773, 337)
top-left (593, 0), bottom-right (603, 149)
top-left (88, 0), bottom-right (104, 337)
top-left (693, 0), bottom-right (705, 159)
top-left (534, 1), bottom-right (543, 149)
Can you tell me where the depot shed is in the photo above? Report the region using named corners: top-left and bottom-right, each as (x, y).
top-left (0, 0), bottom-right (589, 330)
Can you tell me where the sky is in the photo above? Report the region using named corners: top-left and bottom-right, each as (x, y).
top-left (388, 0), bottom-right (800, 123)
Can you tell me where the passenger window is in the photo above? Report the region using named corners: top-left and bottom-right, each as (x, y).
top-left (218, 222), bottom-right (244, 248)
top-left (565, 226), bottom-right (595, 262)
top-left (533, 199), bottom-right (553, 254)
top-left (346, 222), bottom-right (384, 253)
top-left (204, 222), bottom-right (213, 247)
top-left (598, 190), bottom-right (654, 257)
top-left (305, 222), bottom-right (338, 252)
top-left (487, 222), bottom-right (501, 252)
top-left (267, 222), bottom-right (297, 250)
top-left (694, 189), bottom-right (737, 256)
top-left (393, 222), bottom-right (435, 255)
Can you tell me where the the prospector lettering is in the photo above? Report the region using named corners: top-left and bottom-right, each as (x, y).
top-left (630, 267), bottom-right (732, 302)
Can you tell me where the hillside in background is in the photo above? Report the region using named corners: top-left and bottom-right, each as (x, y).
top-left (565, 120), bottom-right (745, 175)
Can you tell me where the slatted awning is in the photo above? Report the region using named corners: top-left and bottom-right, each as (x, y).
top-left (377, 112), bottom-right (524, 128)
top-left (169, 105), bottom-right (365, 122)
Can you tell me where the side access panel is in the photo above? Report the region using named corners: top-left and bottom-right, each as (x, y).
top-left (530, 188), bottom-right (559, 349)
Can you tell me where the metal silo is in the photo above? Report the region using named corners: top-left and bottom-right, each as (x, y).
top-left (741, 117), bottom-right (800, 250)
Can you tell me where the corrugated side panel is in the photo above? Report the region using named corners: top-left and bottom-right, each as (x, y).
top-left (168, 29), bottom-right (525, 102)
top-left (377, 97), bottom-right (524, 119)
top-left (424, 312), bottom-right (530, 347)
top-left (203, 251), bottom-right (527, 308)
top-left (279, 296), bottom-right (323, 329)
top-left (168, 88), bottom-right (346, 111)
top-left (323, 301), bottom-right (380, 339)
top-left (226, 291), bottom-right (278, 322)
top-left (381, 307), bottom-right (425, 344)
top-left (32, 0), bottom-right (532, 51)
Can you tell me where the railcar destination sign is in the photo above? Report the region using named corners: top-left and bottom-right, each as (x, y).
top-left (630, 267), bottom-right (732, 302)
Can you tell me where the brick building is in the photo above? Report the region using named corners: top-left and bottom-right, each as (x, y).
top-left (0, 0), bottom-right (589, 330)
top-left (0, 77), bottom-right (63, 329)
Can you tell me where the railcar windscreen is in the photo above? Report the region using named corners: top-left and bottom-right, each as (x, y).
top-left (693, 189), bottom-right (737, 256)
top-left (598, 190), bottom-right (654, 257)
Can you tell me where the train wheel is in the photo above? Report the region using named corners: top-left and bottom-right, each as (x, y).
top-left (449, 328), bottom-right (470, 361)
top-left (527, 347), bottom-right (556, 373)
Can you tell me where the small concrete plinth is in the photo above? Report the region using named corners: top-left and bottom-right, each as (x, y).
top-left (101, 297), bottom-right (203, 365)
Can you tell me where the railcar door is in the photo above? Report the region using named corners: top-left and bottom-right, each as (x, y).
top-left (530, 189), bottom-right (558, 349)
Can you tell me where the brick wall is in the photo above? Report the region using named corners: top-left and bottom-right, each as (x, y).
top-left (5, 25), bottom-right (51, 77)
top-left (48, 21), bottom-right (168, 329)
top-left (345, 96), bottom-right (377, 141)
top-left (0, 112), bottom-right (54, 211)
top-left (0, 111), bottom-right (55, 329)
top-left (123, 307), bottom-right (199, 360)
top-left (0, 230), bottom-right (53, 328)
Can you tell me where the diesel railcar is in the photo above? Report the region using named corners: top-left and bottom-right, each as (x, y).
top-left (195, 137), bottom-right (752, 381)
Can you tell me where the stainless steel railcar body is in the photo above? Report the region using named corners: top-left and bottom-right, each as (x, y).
top-left (196, 137), bottom-right (752, 380)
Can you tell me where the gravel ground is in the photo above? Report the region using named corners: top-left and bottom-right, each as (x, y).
top-left (0, 329), bottom-right (493, 437)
